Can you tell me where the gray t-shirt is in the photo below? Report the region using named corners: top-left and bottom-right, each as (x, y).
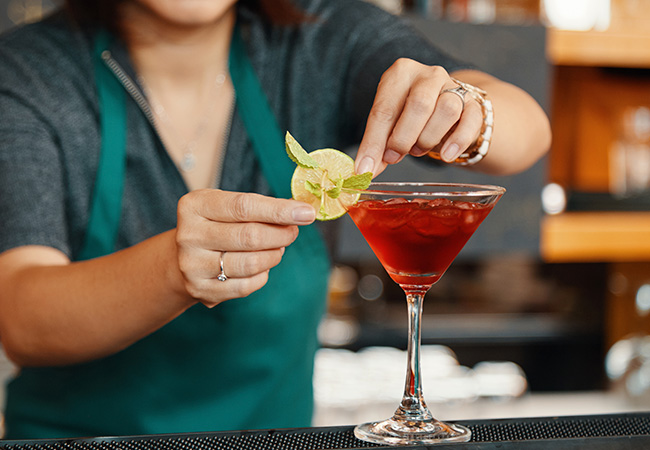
top-left (0, 0), bottom-right (468, 260)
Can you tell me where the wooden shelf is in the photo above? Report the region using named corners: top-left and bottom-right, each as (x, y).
top-left (541, 211), bottom-right (650, 262)
top-left (547, 27), bottom-right (650, 68)
top-left (546, 0), bottom-right (650, 69)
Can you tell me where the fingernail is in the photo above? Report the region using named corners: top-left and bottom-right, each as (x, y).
top-left (292, 205), bottom-right (315, 224)
top-left (357, 156), bottom-right (374, 175)
top-left (411, 145), bottom-right (428, 157)
top-left (441, 143), bottom-right (461, 162)
top-left (384, 149), bottom-right (401, 164)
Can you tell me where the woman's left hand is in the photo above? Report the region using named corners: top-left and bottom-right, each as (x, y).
top-left (354, 58), bottom-right (484, 176)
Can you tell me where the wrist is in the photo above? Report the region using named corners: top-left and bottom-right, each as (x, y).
top-left (162, 230), bottom-right (198, 307)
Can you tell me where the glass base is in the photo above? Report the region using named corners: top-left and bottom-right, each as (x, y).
top-left (354, 416), bottom-right (471, 446)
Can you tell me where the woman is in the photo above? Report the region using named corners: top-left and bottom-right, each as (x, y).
top-left (0, 0), bottom-right (550, 440)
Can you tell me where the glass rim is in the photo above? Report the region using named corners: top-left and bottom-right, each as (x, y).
top-left (356, 181), bottom-right (506, 197)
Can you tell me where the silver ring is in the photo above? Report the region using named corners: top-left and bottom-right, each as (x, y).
top-left (440, 85), bottom-right (468, 111)
top-left (217, 251), bottom-right (228, 282)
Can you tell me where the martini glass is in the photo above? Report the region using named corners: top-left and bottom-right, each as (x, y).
top-left (347, 182), bottom-right (505, 446)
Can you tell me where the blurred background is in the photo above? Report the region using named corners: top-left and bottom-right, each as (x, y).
top-left (2, 0), bottom-right (650, 430)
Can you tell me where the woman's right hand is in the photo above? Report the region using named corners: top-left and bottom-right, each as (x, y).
top-left (175, 189), bottom-right (316, 308)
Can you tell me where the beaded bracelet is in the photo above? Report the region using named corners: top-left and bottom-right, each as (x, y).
top-left (428, 78), bottom-right (494, 166)
top-left (448, 77), bottom-right (494, 166)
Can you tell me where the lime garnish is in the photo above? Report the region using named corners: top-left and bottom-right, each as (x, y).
top-left (287, 132), bottom-right (372, 221)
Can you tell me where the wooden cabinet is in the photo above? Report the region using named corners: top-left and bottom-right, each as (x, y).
top-left (541, 4), bottom-right (650, 350)
top-left (545, 66), bottom-right (650, 194)
top-left (541, 20), bottom-right (650, 263)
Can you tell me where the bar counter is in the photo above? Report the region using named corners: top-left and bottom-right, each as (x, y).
top-left (0, 412), bottom-right (649, 450)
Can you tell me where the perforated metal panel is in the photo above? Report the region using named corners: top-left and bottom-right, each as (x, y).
top-left (2, 413), bottom-right (650, 450)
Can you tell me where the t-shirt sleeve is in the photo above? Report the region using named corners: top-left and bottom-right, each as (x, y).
top-left (349, 17), bottom-right (473, 134)
top-left (301, 0), bottom-right (475, 143)
top-left (0, 63), bottom-right (71, 257)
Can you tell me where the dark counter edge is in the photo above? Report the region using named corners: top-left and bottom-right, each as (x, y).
top-left (1, 412), bottom-right (650, 450)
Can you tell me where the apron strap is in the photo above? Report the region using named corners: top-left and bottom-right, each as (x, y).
top-left (78, 30), bottom-right (127, 260)
top-left (229, 24), bottom-right (328, 259)
top-left (229, 24), bottom-right (294, 200)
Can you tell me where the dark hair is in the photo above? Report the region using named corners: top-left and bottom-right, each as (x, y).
top-left (64, 0), bottom-right (309, 34)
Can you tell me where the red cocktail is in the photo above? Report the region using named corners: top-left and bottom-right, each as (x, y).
top-left (348, 197), bottom-right (494, 288)
top-left (348, 182), bottom-right (505, 446)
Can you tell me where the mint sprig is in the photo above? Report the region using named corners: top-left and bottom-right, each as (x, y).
top-left (304, 180), bottom-right (322, 198)
top-left (326, 177), bottom-right (344, 199)
top-left (342, 172), bottom-right (373, 191)
top-left (286, 132), bottom-right (319, 169)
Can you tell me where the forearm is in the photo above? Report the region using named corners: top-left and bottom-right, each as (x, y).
top-left (451, 69), bottom-right (552, 175)
top-left (0, 230), bottom-right (195, 367)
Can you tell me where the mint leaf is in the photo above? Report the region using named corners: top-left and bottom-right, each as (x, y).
top-left (342, 172), bottom-right (373, 191)
top-left (319, 203), bottom-right (330, 220)
top-left (286, 132), bottom-right (319, 169)
top-left (326, 177), bottom-right (344, 199)
top-left (304, 180), bottom-right (322, 198)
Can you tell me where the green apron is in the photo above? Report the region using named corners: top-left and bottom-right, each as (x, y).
top-left (4, 25), bottom-right (330, 440)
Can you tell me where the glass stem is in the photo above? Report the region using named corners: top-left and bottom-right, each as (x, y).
top-left (394, 290), bottom-right (434, 422)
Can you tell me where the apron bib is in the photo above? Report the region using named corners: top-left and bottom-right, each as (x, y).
top-left (4, 25), bottom-right (330, 440)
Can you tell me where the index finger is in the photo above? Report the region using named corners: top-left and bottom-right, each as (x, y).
top-left (186, 190), bottom-right (316, 226)
top-left (355, 66), bottom-right (411, 176)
